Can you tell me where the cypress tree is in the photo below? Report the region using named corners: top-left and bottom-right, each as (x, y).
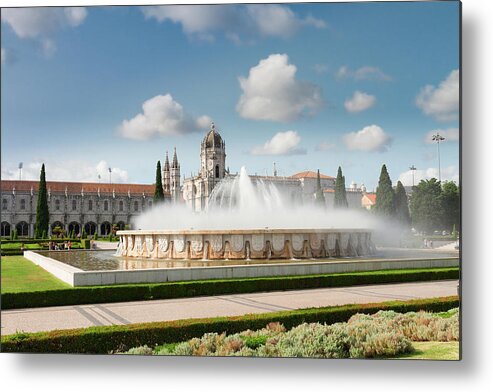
top-left (154, 160), bottom-right (165, 202)
top-left (314, 169), bottom-right (325, 208)
top-left (374, 164), bottom-right (395, 218)
top-left (334, 166), bottom-right (348, 209)
top-left (35, 164), bottom-right (49, 238)
top-left (394, 180), bottom-right (411, 227)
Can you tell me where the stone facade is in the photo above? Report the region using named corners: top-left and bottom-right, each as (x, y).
top-left (0, 181), bottom-right (157, 237)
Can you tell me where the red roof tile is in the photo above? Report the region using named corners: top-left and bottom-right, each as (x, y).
top-left (1, 180), bottom-right (162, 196)
top-left (290, 171), bottom-right (335, 180)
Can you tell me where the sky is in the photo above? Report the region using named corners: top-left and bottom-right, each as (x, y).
top-left (1, 1), bottom-right (460, 191)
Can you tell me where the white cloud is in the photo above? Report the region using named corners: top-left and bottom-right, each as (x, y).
top-left (315, 141), bottom-right (335, 152)
top-left (344, 91), bottom-right (376, 113)
top-left (398, 166), bottom-right (459, 186)
top-left (336, 65), bottom-right (392, 81)
top-left (118, 93), bottom-right (211, 140)
top-left (251, 131), bottom-right (306, 156)
top-left (416, 69), bottom-right (459, 122)
top-left (424, 128), bottom-right (460, 144)
top-left (1, 7), bottom-right (87, 57)
top-left (343, 125), bottom-right (392, 152)
top-left (141, 4), bottom-right (325, 43)
top-left (2, 160), bottom-right (129, 183)
top-left (236, 54), bottom-right (323, 122)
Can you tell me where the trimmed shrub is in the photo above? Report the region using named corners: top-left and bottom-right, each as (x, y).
top-left (80, 239), bottom-right (91, 249)
top-left (1, 296), bottom-right (459, 354)
top-left (1, 267), bottom-right (459, 310)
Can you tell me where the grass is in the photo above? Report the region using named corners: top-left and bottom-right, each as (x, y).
top-left (397, 341), bottom-right (459, 360)
top-left (1, 256), bottom-right (71, 293)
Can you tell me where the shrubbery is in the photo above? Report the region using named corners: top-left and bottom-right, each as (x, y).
top-left (1, 297), bottom-right (459, 354)
top-left (124, 308), bottom-right (459, 358)
top-left (1, 267), bottom-right (459, 310)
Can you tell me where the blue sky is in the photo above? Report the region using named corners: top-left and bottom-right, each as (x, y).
top-left (1, 2), bottom-right (460, 191)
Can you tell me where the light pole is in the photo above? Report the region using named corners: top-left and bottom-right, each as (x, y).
top-left (18, 162), bottom-right (23, 181)
top-left (108, 167), bottom-right (112, 184)
top-left (409, 165), bottom-right (417, 187)
top-left (432, 133), bottom-right (445, 183)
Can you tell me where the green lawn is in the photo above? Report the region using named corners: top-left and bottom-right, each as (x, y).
top-left (1, 256), bottom-right (71, 293)
top-left (397, 341), bottom-right (459, 360)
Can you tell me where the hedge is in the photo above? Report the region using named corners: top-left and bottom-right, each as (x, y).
top-left (0, 296), bottom-right (459, 354)
top-left (1, 267), bottom-right (459, 310)
top-left (1, 239), bottom-right (81, 245)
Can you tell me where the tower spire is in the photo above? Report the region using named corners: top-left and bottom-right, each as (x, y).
top-left (172, 147), bottom-right (179, 168)
top-left (164, 151), bottom-right (170, 171)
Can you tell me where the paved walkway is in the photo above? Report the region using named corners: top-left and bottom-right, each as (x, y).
top-left (1, 280), bottom-right (458, 335)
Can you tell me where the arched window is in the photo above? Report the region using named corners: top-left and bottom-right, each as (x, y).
top-left (20, 199), bottom-right (26, 210)
top-left (116, 221), bottom-right (125, 230)
top-left (1, 221), bottom-right (11, 237)
top-left (2, 199), bottom-right (7, 211)
top-left (100, 221), bottom-right (111, 236)
top-left (16, 221), bottom-right (29, 237)
top-left (215, 165), bottom-right (220, 178)
top-left (68, 222), bottom-right (80, 235)
top-left (72, 199), bottom-right (77, 211)
top-left (104, 200), bottom-right (109, 211)
top-left (84, 222), bottom-right (97, 236)
top-left (55, 199), bottom-right (60, 211)
top-left (88, 200), bottom-right (93, 211)
top-left (119, 200), bottom-right (124, 211)
top-left (134, 201), bottom-right (139, 212)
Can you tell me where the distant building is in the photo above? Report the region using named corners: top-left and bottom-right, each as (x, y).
top-left (0, 180), bottom-right (158, 237)
top-left (362, 192), bottom-right (377, 210)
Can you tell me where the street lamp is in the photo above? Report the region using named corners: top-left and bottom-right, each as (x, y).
top-left (409, 165), bottom-right (417, 187)
top-left (18, 162), bottom-right (23, 181)
top-left (108, 167), bottom-right (112, 184)
top-left (431, 133), bottom-right (445, 183)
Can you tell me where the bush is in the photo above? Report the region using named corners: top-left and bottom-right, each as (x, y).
top-left (80, 239), bottom-right (91, 249)
top-left (93, 233), bottom-right (98, 241)
top-left (1, 267), bottom-right (459, 310)
top-left (1, 297), bottom-right (459, 354)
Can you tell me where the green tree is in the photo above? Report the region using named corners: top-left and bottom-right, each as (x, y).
top-left (409, 178), bottom-right (443, 234)
top-left (314, 169), bottom-right (326, 208)
top-left (333, 166), bottom-right (348, 209)
top-left (154, 160), bottom-right (165, 203)
top-left (440, 181), bottom-right (460, 232)
top-left (394, 181), bottom-right (411, 228)
top-left (374, 164), bottom-right (395, 218)
top-left (35, 164), bottom-right (49, 238)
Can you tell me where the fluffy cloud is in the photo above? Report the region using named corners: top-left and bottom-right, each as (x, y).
top-left (251, 131), bottom-right (306, 156)
top-left (343, 125), bottom-right (392, 152)
top-left (336, 65), bottom-right (392, 81)
top-left (416, 69), bottom-right (459, 122)
top-left (2, 160), bottom-right (129, 183)
top-left (424, 128), bottom-right (459, 144)
top-left (118, 94), bottom-right (212, 140)
top-left (344, 91), bottom-right (376, 113)
top-left (142, 4), bottom-right (325, 43)
top-left (236, 54), bottom-right (323, 122)
top-left (1, 7), bottom-right (87, 57)
top-left (398, 166), bottom-right (459, 187)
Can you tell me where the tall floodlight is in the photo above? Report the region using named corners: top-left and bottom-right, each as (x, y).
top-left (409, 165), bottom-right (417, 187)
top-left (108, 167), bottom-right (112, 184)
top-left (18, 162), bottom-right (23, 180)
top-left (432, 133), bottom-right (445, 183)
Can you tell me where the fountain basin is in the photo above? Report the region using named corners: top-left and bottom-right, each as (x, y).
top-left (116, 229), bottom-right (377, 260)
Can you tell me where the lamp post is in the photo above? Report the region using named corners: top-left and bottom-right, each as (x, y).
top-left (18, 162), bottom-right (23, 181)
top-left (431, 133), bottom-right (445, 183)
top-left (409, 165), bottom-right (417, 187)
top-left (108, 167), bottom-right (112, 184)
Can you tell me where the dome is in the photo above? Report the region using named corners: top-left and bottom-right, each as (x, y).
top-left (203, 123), bottom-right (223, 148)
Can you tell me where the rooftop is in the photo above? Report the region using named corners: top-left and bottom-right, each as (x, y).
top-left (290, 171), bottom-right (335, 180)
top-left (0, 180), bottom-right (159, 196)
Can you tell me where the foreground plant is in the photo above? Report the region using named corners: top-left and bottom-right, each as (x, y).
top-left (122, 308), bottom-right (459, 359)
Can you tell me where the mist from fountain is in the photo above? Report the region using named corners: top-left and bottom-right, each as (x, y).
top-left (133, 166), bottom-right (380, 232)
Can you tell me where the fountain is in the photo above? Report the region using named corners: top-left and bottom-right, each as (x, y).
top-left (117, 167), bottom-right (377, 260)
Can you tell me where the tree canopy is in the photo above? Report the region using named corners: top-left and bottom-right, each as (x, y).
top-left (374, 164), bottom-right (395, 218)
top-left (334, 166), bottom-right (348, 209)
top-left (35, 164), bottom-right (49, 238)
top-left (154, 160), bottom-right (165, 202)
